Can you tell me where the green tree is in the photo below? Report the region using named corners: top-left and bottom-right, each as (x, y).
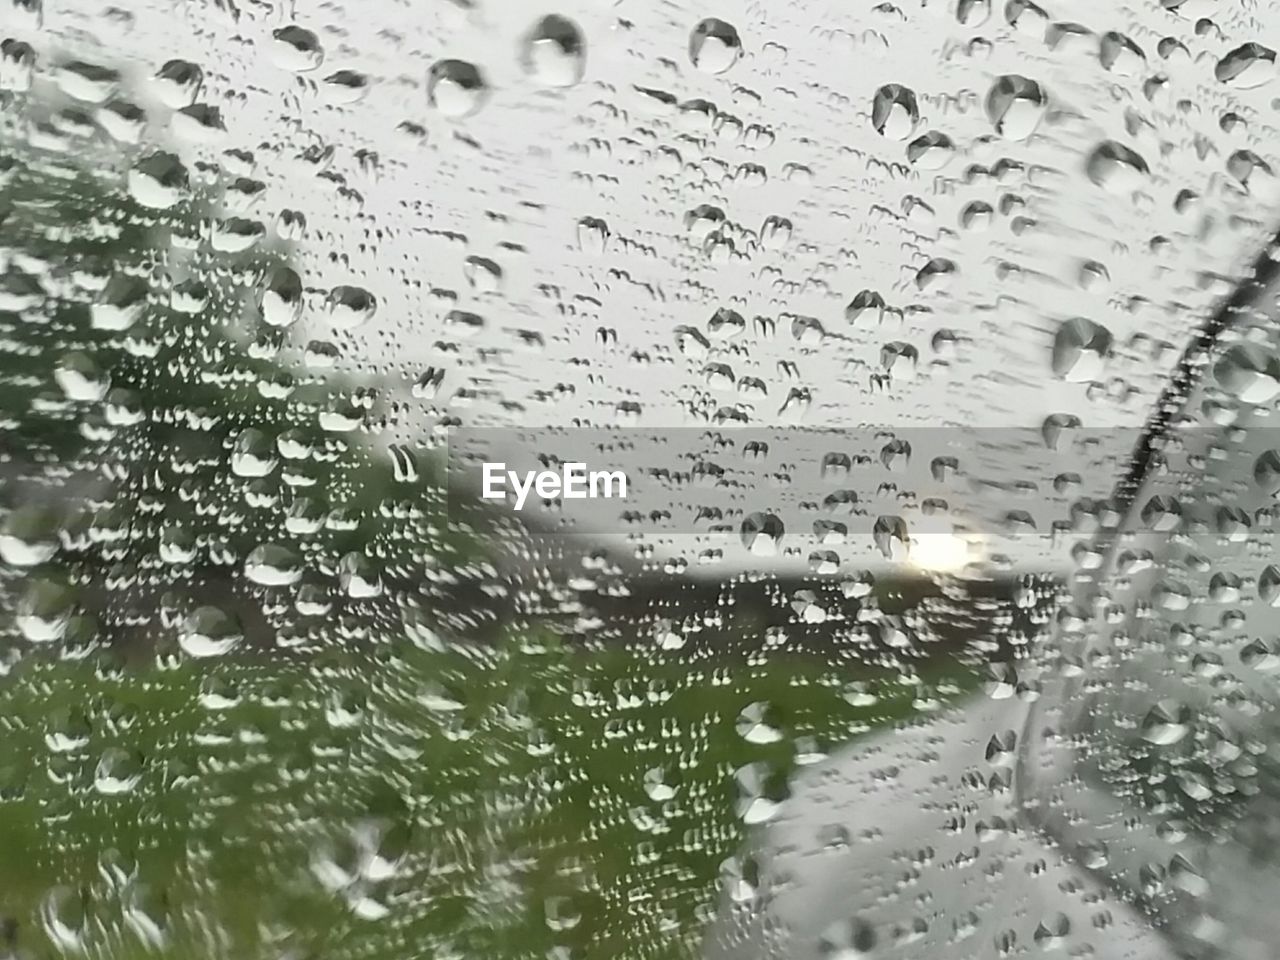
top-left (0, 78), bottom-right (980, 960)
top-left (0, 105), bottom-right (502, 660)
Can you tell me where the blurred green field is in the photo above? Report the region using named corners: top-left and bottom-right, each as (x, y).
top-left (0, 98), bottom-right (986, 960)
top-left (0, 631), bottom-right (975, 960)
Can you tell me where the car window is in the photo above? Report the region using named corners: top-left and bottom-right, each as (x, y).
top-left (3, 1), bottom-right (1280, 958)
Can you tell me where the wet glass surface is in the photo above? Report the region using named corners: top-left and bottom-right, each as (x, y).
top-left (3, 0), bottom-right (1280, 957)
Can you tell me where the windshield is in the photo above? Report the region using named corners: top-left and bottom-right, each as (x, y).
top-left (2, 0), bottom-right (1280, 958)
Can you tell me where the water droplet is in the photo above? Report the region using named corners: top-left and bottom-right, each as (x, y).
top-left (906, 131), bottom-right (954, 170)
top-left (127, 152), bottom-right (189, 209)
top-left (688, 18), bottom-right (741, 74)
top-left (339, 553), bottom-right (383, 598)
top-left (740, 512), bottom-right (784, 556)
top-left (55, 60), bottom-right (119, 103)
top-left (261, 267), bottom-right (304, 328)
top-left (985, 75), bottom-right (1046, 140)
top-left (760, 215), bottom-right (792, 249)
top-left (871, 84), bottom-right (919, 140)
top-left (1098, 32), bottom-right (1145, 75)
top-left (326, 285), bottom-right (377, 329)
top-left (0, 39), bottom-right (36, 92)
top-left (322, 70), bottom-right (370, 104)
top-left (1004, 0), bottom-right (1048, 36)
top-left (818, 917), bottom-right (877, 959)
top-left (231, 428), bottom-right (278, 477)
top-left (845, 289), bottom-right (887, 324)
top-left (153, 59), bottom-right (203, 108)
top-left (956, 0), bottom-right (991, 26)
top-left (1078, 260), bottom-right (1109, 291)
top-left (428, 59), bottom-right (488, 117)
top-left (1215, 42), bottom-right (1277, 89)
top-left (15, 578), bottom-right (74, 642)
top-left (272, 25), bottom-right (324, 72)
top-left (960, 201), bottom-right (993, 231)
top-left (212, 217), bottom-right (263, 253)
top-left (1255, 449), bottom-right (1280, 496)
top-left (243, 543), bottom-right (302, 588)
top-left (873, 515), bottom-right (909, 561)
top-left (94, 747), bottom-right (143, 795)
top-left (1141, 700), bottom-right (1192, 745)
top-left (1052, 318), bottom-right (1112, 382)
top-left (736, 702), bottom-right (783, 744)
top-left (92, 275), bottom-right (148, 331)
top-left (576, 216), bottom-right (609, 254)
top-left (55, 351), bottom-right (110, 401)
top-left (1160, 0), bottom-right (1217, 17)
top-left (1227, 149), bottom-right (1279, 201)
top-left (1085, 140), bottom-right (1149, 193)
top-left (1214, 344), bottom-right (1280, 403)
top-left (179, 606), bottom-right (244, 658)
top-left (522, 14), bottom-right (586, 88)
top-left (1034, 913), bottom-right (1070, 948)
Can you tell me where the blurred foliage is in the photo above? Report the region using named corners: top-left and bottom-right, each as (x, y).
top-left (0, 127), bottom-right (498, 656)
top-left (0, 99), bottom-right (982, 960)
top-left (0, 628), bottom-right (973, 960)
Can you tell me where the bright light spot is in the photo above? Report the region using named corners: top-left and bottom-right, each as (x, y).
top-left (909, 533), bottom-right (971, 572)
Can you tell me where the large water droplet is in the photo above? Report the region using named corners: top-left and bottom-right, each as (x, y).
top-left (261, 267), bottom-right (304, 328)
top-left (1085, 140), bottom-right (1148, 193)
top-left (1004, 0), bottom-right (1048, 36)
top-left (985, 75), bottom-right (1046, 140)
top-left (1141, 700), bottom-right (1192, 745)
top-left (245, 543), bottom-right (303, 586)
top-left (428, 59), bottom-right (488, 117)
top-left (1098, 32), bottom-right (1145, 75)
top-left (231, 428), bottom-right (278, 477)
top-left (871, 84), bottom-right (919, 140)
top-left (818, 917), bottom-right (877, 959)
top-left (55, 60), bottom-right (119, 104)
top-left (1214, 344), bottom-right (1280, 403)
top-left (15, 578), bottom-right (74, 642)
top-left (688, 18), bottom-right (742, 74)
top-left (522, 14), bottom-right (586, 88)
top-left (0, 39), bottom-right (36, 92)
top-left (127, 152), bottom-right (188, 209)
top-left (740, 512), bottom-right (784, 556)
top-left (906, 131), bottom-right (954, 170)
top-left (1215, 42), bottom-right (1277, 89)
top-left (92, 275), bottom-right (148, 331)
top-left (272, 25), bottom-right (324, 72)
top-left (956, 0), bottom-right (991, 26)
top-left (1227, 149), bottom-right (1279, 202)
top-left (179, 606), bottom-right (244, 658)
top-left (153, 60), bottom-right (203, 108)
top-left (54, 351), bottom-right (110, 401)
top-left (1052, 318), bottom-right (1112, 382)
top-left (326, 284), bottom-right (377, 329)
